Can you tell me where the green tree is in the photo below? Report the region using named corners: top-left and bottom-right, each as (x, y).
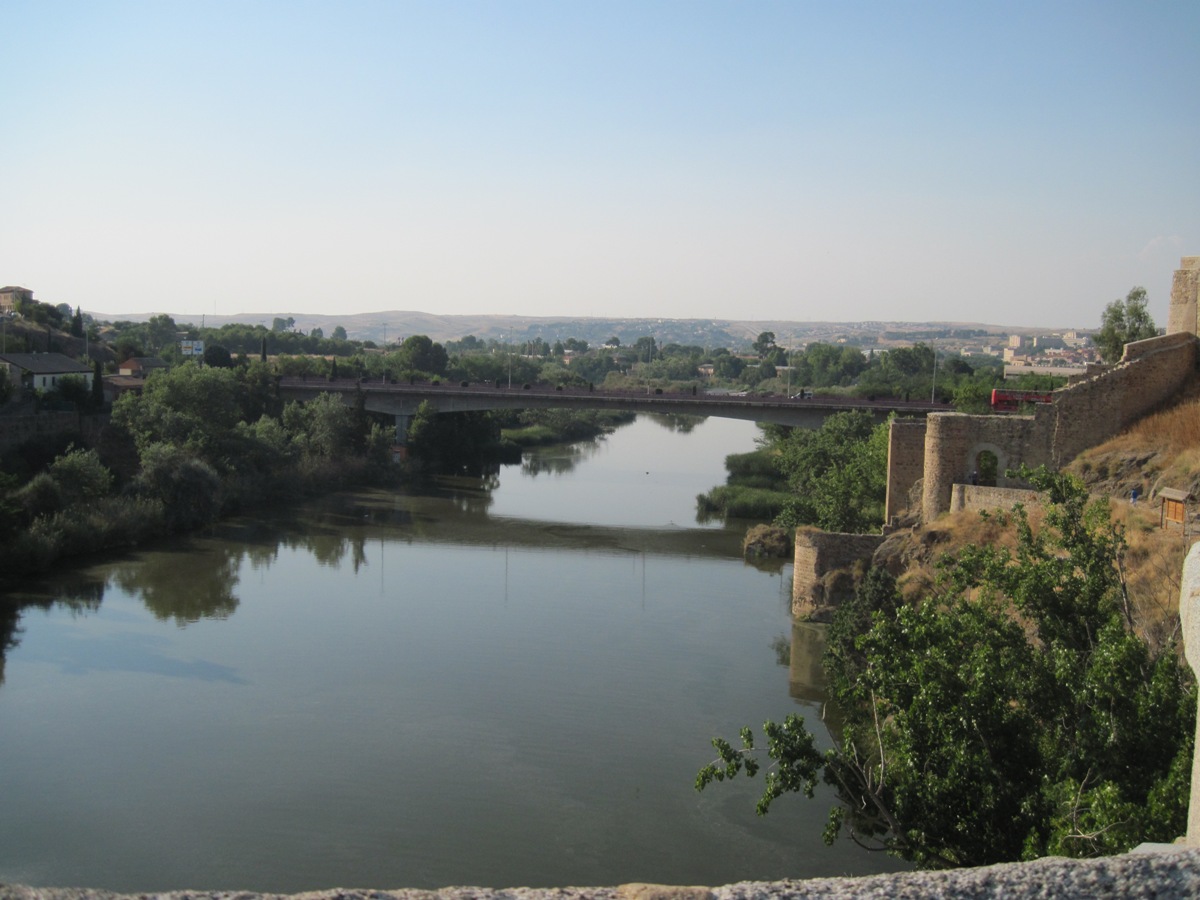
top-left (145, 314), bottom-right (179, 352)
top-left (112, 362), bottom-right (246, 467)
top-left (332, 325), bottom-right (348, 341)
top-left (48, 446), bottom-right (113, 503)
top-left (132, 443), bottom-right (222, 531)
top-left (91, 359), bottom-right (104, 408)
top-left (774, 411), bottom-right (888, 533)
top-left (1096, 287), bottom-right (1157, 363)
top-left (203, 344), bottom-right (234, 368)
top-left (393, 334), bottom-right (449, 376)
top-left (752, 331), bottom-right (777, 358)
top-left (698, 469), bottom-right (1195, 869)
top-left (282, 392), bottom-right (360, 460)
top-left (54, 374), bottom-right (92, 410)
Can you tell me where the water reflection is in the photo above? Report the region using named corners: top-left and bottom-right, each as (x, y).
top-left (645, 413), bottom-right (706, 433)
top-left (110, 546), bottom-right (242, 625)
top-left (520, 440), bottom-right (602, 477)
top-left (788, 621), bottom-right (829, 705)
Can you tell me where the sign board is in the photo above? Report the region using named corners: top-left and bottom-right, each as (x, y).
top-left (180, 340), bottom-right (206, 357)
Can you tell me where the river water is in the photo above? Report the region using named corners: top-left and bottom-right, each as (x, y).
top-left (0, 415), bottom-right (903, 893)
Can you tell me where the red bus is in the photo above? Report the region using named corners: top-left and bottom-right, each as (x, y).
top-left (991, 388), bottom-right (1054, 412)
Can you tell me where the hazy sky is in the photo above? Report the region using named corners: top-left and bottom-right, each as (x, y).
top-left (3, 1), bottom-right (1197, 328)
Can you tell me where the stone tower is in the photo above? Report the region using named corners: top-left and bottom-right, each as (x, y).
top-left (1167, 256), bottom-right (1200, 336)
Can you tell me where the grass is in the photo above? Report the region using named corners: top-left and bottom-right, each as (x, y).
top-left (696, 484), bottom-right (791, 520)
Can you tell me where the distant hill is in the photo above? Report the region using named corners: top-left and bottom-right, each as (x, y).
top-left (90, 309), bottom-right (1054, 351)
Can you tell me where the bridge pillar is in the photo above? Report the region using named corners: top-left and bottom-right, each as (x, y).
top-left (394, 413), bottom-right (411, 445)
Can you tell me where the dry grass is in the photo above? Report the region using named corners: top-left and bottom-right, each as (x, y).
top-left (1112, 501), bottom-right (1198, 649)
top-left (881, 499), bottom-right (1191, 653)
top-left (1113, 395), bottom-right (1200, 456)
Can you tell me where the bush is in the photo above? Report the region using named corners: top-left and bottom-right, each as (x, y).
top-left (742, 524), bottom-right (791, 558)
top-left (14, 473), bottom-right (65, 523)
top-left (48, 446), bottom-right (113, 503)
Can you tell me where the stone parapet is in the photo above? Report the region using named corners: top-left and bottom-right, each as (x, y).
top-left (1179, 541), bottom-right (1200, 847)
top-left (949, 484), bottom-right (1041, 515)
top-left (3, 848), bottom-right (1199, 899)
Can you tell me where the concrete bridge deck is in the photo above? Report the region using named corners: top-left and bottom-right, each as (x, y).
top-left (277, 378), bottom-right (950, 430)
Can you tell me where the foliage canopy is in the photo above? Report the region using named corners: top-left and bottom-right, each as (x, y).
top-left (1096, 287), bottom-right (1158, 364)
top-left (699, 468), bottom-right (1195, 868)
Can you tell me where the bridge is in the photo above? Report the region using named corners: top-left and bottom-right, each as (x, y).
top-left (277, 377), bottom-right (950, 443)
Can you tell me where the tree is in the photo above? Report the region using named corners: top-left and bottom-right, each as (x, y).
top-left (145, 314), bottom-right (179, 352)
top-left (70, 307), bottom-right (84, 338)
top-left (774, 411), bottom-right (888, 533)
top-left (332, 325), bottom-right (348, 341)
top-left (1096, 287), bottom-right (1157, 363)
top-left (112, 362), bottom-right (246, 468)
top-left (752, 331), bottom-right (777, 358)
top-left (91, 360), bottom-right (104, 408)
top-left (203, 344), bottom-right (234, 368)
top-left (393, 334), bottom-right (448, 376)
top-left (698, 469), bottom-right (1195, 869)
top-left (48, 446), bottom-right (114, 503)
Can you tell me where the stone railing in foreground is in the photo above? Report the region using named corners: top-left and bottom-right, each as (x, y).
top-left (1180, 540), bottom-right (1200, 848)
top-left (2, 849), bottom-right (1200, 900)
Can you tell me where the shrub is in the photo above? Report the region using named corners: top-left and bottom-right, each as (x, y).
top-left (742, 523), bottom-right (791, 558)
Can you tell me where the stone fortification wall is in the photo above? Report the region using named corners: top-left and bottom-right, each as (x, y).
top-left (1047, 331), bottom-right (1198, 468)
top-left (949, 484), bottom-right (1041, 515)
top-left (919, 332), bottom-right (1198, 521)
top-left (921, 413), bottom-right (1049, 522)
top-left (0, 411), bottom-right (107, 453)
top-left (885, 418), bottom-right (926, 523)
top-left (1167, 256), bottom-right (1200, 336)
top-left (791, 530), bottom-right (884, 619)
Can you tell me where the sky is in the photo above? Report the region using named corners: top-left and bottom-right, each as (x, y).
top-left (2, 1), bottom-right (1198, 329)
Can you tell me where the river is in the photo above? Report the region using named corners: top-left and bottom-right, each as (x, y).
top-left (0, 415), bottom-right (904, 893)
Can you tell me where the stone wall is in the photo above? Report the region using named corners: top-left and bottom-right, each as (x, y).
top-left (0, 411), bottom-right (107, 454)
top-left (920, 412), bottom-right (1050, 522)
top-left (791, 530), bottom-right (884, 619)
top-left (1047, 331), bottom-right (1198, 468)
top-left (885, 418), bottom-right (926, 523)
top-left (918, 332), bottom-right (1198, 521)
top-left (949, 483), bottom-right (1041, 515)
